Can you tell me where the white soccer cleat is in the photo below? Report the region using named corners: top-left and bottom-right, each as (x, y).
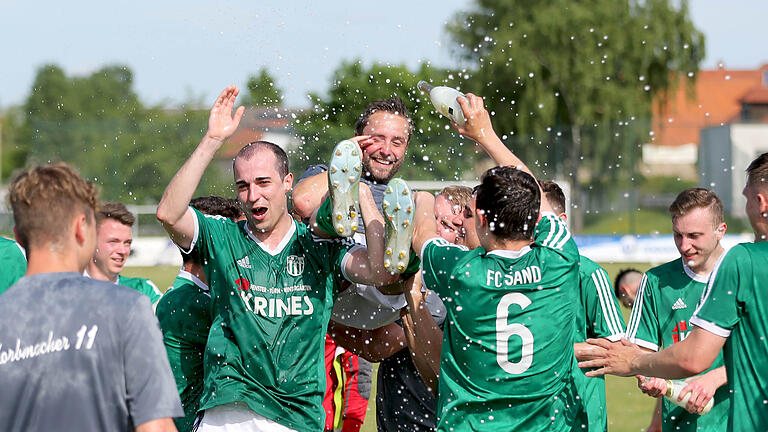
top-left (382, 178), bottom-right (414, 274)
top-left (328, 140), bottom-right (362, 237)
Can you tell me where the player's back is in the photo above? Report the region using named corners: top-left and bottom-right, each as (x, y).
top-left (422, 213), bottom-right (586, 431)
top-left (0, 272), bottom-right (181, 431)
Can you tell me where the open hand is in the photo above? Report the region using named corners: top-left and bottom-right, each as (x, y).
top-left (578, 338), bottom-right (645, 377)
top-left (206, 85), bottom-right (245, 142)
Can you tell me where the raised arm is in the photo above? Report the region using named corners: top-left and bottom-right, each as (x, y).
top-left (452, 93), bottom-right (554, 214)
top-left (156, 86), bottom-right (244, 249)
top-left (411, 191), bottom-right (438, 260)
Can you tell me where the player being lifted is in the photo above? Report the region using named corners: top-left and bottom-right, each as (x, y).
top-left (581, 154), bottom-right (768, 431)
top-left (409, 94), bottom-right (587, 431)
top-left (156, 86), bottom-right (397, 432)
top-left (623, 188), bottom-right (730, 432)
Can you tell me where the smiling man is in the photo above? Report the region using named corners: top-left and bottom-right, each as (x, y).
top-left (156, 86), bottom-right (395, 432)
top-left (291, 98), bottom-right (419, 431)
top-left (84, 202), bottom-right (162, 307)
top-left (623, 188), bottom-right (729, 431)
top-left (581, 154), bottom-right (768, 432)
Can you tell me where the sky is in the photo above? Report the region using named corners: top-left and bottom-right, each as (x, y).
top-left (1, 0), bottom-right (766, 109)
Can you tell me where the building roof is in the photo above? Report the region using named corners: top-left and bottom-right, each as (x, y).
top-left (741, 87), bottom-right (768, 104)
top-left (651, 64), bottom-right (768, 147)
top-left (219, 106), bottom-right (305, 158)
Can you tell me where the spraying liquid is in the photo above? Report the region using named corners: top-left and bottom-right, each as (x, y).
top-left (664, 380), bottom-right (714, 415)
top-left (417, 81), bottom-right (468, 126)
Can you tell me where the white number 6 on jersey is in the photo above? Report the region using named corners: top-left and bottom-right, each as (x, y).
top-left (496, 292), bottom-right (534, 374)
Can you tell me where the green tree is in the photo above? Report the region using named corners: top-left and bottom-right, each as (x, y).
top-left (242, 68), bottom-right (283, 107)
top-left (292, 60), bottom-right (483, 181)
top-left (18, 64), bottom-right (229, 203)
top-left (1, 107), bottom-right (26, 182)
top-left (447, 0), bottom-right (705, 227)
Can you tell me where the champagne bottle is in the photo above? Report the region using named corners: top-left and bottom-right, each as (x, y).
top-left (417, 81), bottom-right (468, 126)
top-left (664, 379), bottom-right (714, 414)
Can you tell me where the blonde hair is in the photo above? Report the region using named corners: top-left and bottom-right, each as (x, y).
top-left (437, 185), bottom-right (473, 208)
top-left (9, 163), bottom-right (98, 249)
top-left (668, 188), bottom-right (724, 226)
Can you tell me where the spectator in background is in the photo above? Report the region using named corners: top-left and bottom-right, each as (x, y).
top-left (0, 162), bottom-right (182, 432)
top-left (157, 196), bottom-right (243, 432)
top-left (85, 202), bottom-right (163, 307)
top-left (614, 268), bottom-right (643, 309)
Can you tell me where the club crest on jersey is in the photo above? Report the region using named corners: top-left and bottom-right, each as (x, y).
top-left (286, 255), bottom-right (304, 277)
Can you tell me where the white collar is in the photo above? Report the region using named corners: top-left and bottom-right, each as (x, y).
top-left (176, 269), bottom-right (209, 291)
top-left (681, 261), bottom-right (710, 283)
top-left (244, 219), bottom-right (296, 256)
top-left (83, 268), bottom-right (119, 285)
top-left (487, 246), bottom-right (532, 259)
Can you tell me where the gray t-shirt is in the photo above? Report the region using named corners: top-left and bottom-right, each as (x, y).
top-left (0, 272), bottom-right (183, 432)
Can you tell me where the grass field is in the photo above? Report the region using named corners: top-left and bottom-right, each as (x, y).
top-left (127, 264), bottom-right (661, 432)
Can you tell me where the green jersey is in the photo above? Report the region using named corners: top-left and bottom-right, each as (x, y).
top-left (625, 258), bottom-right (729, 432)
top-left (421, 212), bottom-right (586, 432)
top-left (0, 237), bottom-right (26, 295)
top-left (188, 208), bottom-right (355, 432)
top-left (156, 270), bottom-right (211, 432)
top-left (691, 243), bottom-right (768, 431)
top-left (117, 275), bottom-right (163, 308)
top-left (574, 256), bottom-right (626, 432)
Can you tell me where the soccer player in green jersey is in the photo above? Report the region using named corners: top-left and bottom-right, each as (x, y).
top-left (157, 86), bottom-right (396, 432)
top-left (581, 153), bottom-right (768, 431)
top-left (541, 180), bottom-right (626, 432)
top-left (84, 202), bottom-right (163, 306)
top-left (622, 188), bottom-right (730, 431)
top-left (0, 236), bottom-right (27, 295)
top-left (157, 196), bottom-right (243, 432)
top-left (409, 94), bottom-right (586, 431)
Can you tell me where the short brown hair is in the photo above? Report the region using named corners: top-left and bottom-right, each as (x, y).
top-left (234, 141), bottom-right (290, 179)
top-left (9, 163), bottom-right (98, 249)
top-left (437, 185), bottom-right (473, 209)
top-left (354, 97), bottom-right (413, 142)
top-left (97, 202), bottom-right (135, 227)
top-left (540, 180), bottom-right (566, 214)
top-left (668, 188), bottom-right (724, 225)
top-left (746, 152), bottom-right (768, 191)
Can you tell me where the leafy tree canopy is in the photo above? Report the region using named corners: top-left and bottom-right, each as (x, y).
top-left (447, 0), bottom-right (705, 183)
